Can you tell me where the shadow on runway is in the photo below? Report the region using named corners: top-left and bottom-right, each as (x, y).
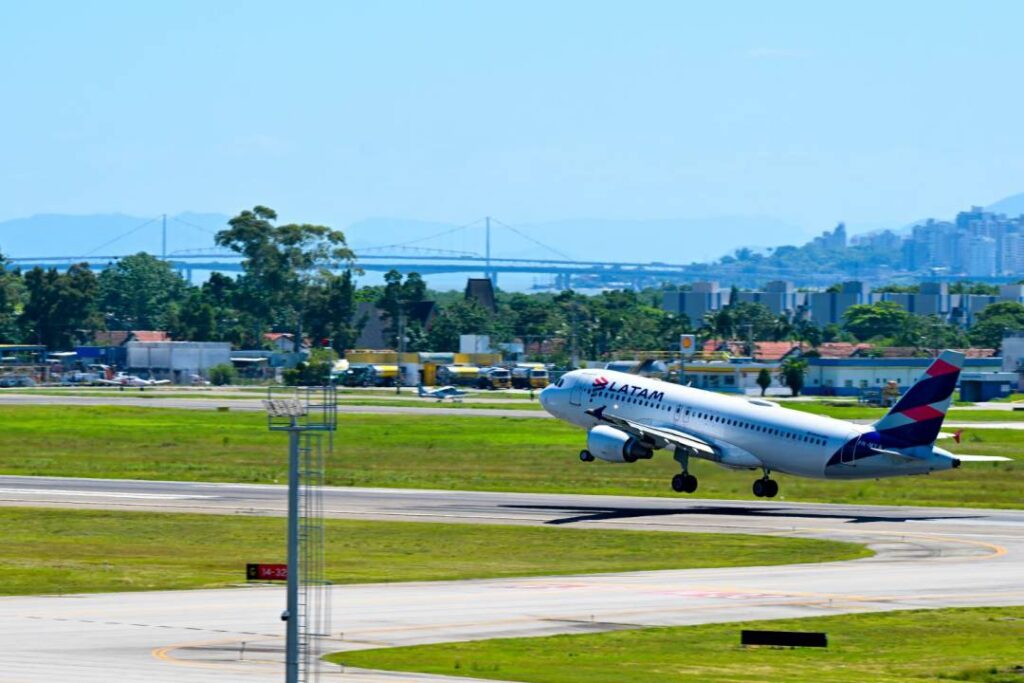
top-left (500, 504), bottom-right (980, 526)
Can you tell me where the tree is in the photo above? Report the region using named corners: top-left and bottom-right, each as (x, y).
top-left (756, 367), bottom-right (772, 396)
top-left (426, 299), bottom-right (493, 351)
top-left (98, 252), bottom-right (187, 330)
top-left (778, 357), bottom-right (808, 397)
top-left (728, 301), bottom-right (776, 342)
top-left (166, 289), bottom-right (217, 341)
top-left (283, 348), bottom-right (337, 386)
top-left (921, 315), bottom-right (969, 349)
top-left (0, 254), bottom-right (23, 343)
top-left (20, 264), bottom-right (103, 348)
top-left (794, 319), bottom-right (822, 348)
top-left (969, 302), bottom-right (1024, 349)
top-left (503, 292), bottom-right (561, 343)
top-left (376, 270), bottom-right (427, 348)
top-left (304, 269), bottom-right (362, 351)
top-left (842, 301), bottom-right (912, 340)
top-left (215, 206), bottom-right (355, 341)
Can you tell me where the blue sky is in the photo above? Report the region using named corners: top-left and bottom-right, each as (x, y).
top-left (2, 1), bottom-right (1023, 239)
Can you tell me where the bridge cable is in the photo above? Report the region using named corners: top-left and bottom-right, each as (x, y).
top-left (83, 216), bottom-right (161, 257)
top-left (489, 218), bottom-right (575, 261)
top-left (357, 217), bottom-right (485, 252)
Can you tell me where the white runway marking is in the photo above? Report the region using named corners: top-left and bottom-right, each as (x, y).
top-left (0, 487), bottom-right (214, 500)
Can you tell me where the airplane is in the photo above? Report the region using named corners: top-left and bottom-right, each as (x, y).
top-left (417, 384), bottom-right (469, 402)
top-left (539, 350), bottom-right (1009, 498)
top-left (96, 373), bottom-right (173, 390)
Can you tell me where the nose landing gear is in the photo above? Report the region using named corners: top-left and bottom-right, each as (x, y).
top-left (670, 449), bottom-right (698, 494)
top-left (579, 449), bottom-right (595, 462)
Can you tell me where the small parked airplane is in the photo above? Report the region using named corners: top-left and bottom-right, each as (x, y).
top-left (540, 350), bottom-right (1008, 498)
top-left (97, 373), bottom-right (172, 390)
top-left (417, 385), bottom-right (468, 402)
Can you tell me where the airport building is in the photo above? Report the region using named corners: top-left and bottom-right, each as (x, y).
top-left (125, 341), bottom-right (232, 383)
top-left (802, 355), bottom-right (1003, 397)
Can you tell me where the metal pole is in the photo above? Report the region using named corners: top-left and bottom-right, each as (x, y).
top-left (161, 214), bottom-right (167, 260)
top-left (286, 428), bottom-right (300, 683)
top-left (396, 311), bottom-right (405, 395)
top-left (485, 216), bottom-right (491, 285)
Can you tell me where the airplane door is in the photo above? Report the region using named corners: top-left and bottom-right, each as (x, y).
top-left (674, 406), bottom-right (688, 426)
top-left (840, 435), bottom-right (860, 466)
top-left (570, 385), bottom-right (583, 407)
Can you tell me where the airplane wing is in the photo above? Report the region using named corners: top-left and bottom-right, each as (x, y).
top-left (586, 407), bottom-right (716, 456)
top-left (93, 378), bottom-right (122, 386)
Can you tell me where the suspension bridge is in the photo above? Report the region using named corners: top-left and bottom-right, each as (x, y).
top-left (3, 214), bottom-right (700, 290)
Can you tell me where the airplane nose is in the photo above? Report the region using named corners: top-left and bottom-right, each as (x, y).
top-left (539, 385), bottom-right (554, 411)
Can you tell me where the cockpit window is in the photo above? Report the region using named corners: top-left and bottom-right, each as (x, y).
top-left (556, 378), bottom-right (565, 388)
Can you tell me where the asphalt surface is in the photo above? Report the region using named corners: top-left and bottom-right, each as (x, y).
top-left (8, 393), bottom-right (1024, 429)
top-left (2, 477), bottom-right (1023, 682)
top-left (0, 392), bottom-right (547, 418)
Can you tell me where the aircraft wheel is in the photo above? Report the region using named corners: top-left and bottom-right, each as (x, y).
top-left (765, 479), bottom-right (779, 498)
top-left (580, 450), bottom-right (595, 463)
top-left (752, 478), bottom-right (766, 498)
top-left (671, 473), bottom-right (698, 494)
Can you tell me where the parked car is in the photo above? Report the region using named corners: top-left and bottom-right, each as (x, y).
top-left (0, 375), bottom-right (36, 388)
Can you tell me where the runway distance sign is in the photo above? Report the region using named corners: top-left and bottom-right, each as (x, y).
top-left (246, 563), bottom-right (288, 581)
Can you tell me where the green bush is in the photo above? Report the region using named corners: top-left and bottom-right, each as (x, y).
top-left (208, 363), bottom-right (237, 386)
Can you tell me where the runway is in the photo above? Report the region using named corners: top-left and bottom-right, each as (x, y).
top-left (2, 476), bottom-right (1024, 682)
top-left (0, 393), bottom-right (547, 418)
top-left (6, 393), bottom-right (1024, 428)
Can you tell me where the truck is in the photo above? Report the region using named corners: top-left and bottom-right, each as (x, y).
top-left (510, 363), bottom-right (549, 389)
top-left (337, 363), bottom-right (399, 387)
top-left (477, 367), bottom-right (512, 390)
top-left (436, 364), bottom-right (481, 387)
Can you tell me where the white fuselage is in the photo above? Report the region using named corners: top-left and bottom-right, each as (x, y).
top-left (540, 369), bottom-right (958, 480)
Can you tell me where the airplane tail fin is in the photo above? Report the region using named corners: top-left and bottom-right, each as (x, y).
top-left (417, 385), bottom-right (426, 397)
top-left (872, 350), bottom-right (964, 448)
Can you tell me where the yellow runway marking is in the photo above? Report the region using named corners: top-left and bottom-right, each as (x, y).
top-left (153, 636), bottom-right (281, 673)
top-left (790, 526), bottom-right (1009, 561)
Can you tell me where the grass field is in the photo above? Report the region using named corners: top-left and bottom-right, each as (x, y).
top-left (782, 402), bottom-right (1024, 422)
top-left (0, 507), bottom-right (867, 595)
top-left (0, 406), bottom-right (1019, 508)
top-left (331, 607), bottom-right (1024, 683)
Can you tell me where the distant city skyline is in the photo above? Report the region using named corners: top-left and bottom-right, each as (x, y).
top-left (2, 2), bottom-right (1024, 238)
top-left (5, 199), bottom-right (1024, 293)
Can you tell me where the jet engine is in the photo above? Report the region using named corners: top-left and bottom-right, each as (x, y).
top-left (586, 425), bottom-right (654, 463)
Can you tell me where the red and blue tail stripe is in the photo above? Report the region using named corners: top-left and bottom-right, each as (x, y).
top-left (871, 350), bottom-right (964, 448)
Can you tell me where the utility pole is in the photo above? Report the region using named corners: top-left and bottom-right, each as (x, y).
top-left (485, 216), bottom-right (492, 286)
top-left (285, 426), bottom-right (300, 683)
top-left (161, 214), bottom-right (167, 260)
top-left (396, 310), bottom-right (405, 395)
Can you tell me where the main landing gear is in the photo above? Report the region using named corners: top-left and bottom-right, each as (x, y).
top-left (752, 468), bottom-right (779, 498)
top-left (670, 449), bottom-right (698, 494)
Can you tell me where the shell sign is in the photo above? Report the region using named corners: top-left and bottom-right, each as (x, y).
top-left (680, 334), bottom-right (697, 356)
